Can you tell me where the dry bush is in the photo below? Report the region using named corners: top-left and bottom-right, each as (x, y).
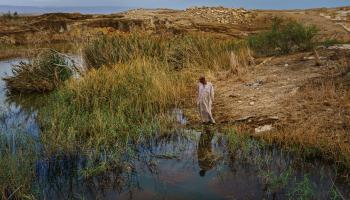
top-left (229, 43), bottom-right (255, 75)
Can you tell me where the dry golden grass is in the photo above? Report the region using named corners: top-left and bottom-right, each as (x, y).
top-left (229, 44), bottom-right (255, 74)
top-left (259, 68), bottom-right (350, 167)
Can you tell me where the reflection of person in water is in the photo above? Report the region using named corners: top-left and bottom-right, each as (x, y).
top-left (197, 128), bottom-right (215, 177)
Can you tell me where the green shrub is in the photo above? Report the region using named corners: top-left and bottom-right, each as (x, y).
top-left (3, 49), bottom-right (74, 93)
top-left (248, 18), bottom-right (319, 56)
top-left (321, 39), bottom-right (342, 48)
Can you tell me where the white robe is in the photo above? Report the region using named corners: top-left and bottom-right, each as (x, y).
top-left (197, 82), bottom-right (215, 123)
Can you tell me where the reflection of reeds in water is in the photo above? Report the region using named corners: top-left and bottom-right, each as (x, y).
top-left (5, 93), bottom-right (49, 114)
top-left (0, 96), bottom-right (41, 199)
top-left (224, 129), bottom-right (348, 199)
top-left (0, 129), bottom-right (37, 199)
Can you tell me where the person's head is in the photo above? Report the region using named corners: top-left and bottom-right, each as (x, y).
top-left (199, 170), bottom-right (206, 177)
top-left (199, 76), bottom-right (207, 85)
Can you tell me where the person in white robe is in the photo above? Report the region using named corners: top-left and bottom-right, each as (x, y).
top-left (197, 77), bottom-right (215, 124)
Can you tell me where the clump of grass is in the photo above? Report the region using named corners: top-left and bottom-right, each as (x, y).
top-left (261, 167), bottom-right (292, 194)
top-left (330, 184), bottom-right (344, 200)
top-left (248, 18), bottom-right (319, 56)
top-left (3, 49), bottom-right (74, 93)
top-left (226, 128), bottom-right (262, 155)
top-left (83, 34), bottom-right (170, 69)
top-left (39, 58), bottom-right (187, 156)
top-left (321, 39), bottom-right (342, 48)
top-left (288, 175), bottom-right (315, 200)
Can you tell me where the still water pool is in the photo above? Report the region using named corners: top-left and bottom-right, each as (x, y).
top-left (0, 59), bottom-right (349, 200)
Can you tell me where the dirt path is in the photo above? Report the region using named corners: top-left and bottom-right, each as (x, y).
top-left (186, 49), bottom-right (345, 130)
top-left (214, 53), bottom-right (322, 122)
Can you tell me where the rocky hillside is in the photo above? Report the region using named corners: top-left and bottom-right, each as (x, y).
top-left (0, 6), bottom-right (349, 46)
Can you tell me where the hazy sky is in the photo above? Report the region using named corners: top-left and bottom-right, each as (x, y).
top-left (0, 0), bottom-right (349, 9)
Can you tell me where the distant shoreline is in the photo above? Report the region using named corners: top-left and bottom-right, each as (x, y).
top-left (0, 5), bottom-right (349, 15)
top-left (0, 5), bottom-right (133, 14)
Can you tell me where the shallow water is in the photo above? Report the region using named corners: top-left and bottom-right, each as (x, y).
top-left (34, 130), bottom-right (350, 199)
top-left (0, 59), bottom-right (39, 143)
top-left (0, 59), bottom-right (349, 200)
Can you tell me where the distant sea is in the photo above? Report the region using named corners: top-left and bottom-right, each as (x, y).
top-left (0, 5), bottom-right (132, 14)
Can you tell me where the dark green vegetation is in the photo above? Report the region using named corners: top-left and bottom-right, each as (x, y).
top-left (248, 18), bottom-right (319, 56)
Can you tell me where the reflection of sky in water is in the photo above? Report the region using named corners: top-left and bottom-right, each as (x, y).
top-left (0, 59), bottom-right (19, 106)
top-left (0, 59), bottom-right (39, 138)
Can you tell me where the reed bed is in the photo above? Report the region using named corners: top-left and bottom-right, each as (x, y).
top-left (83, 33), bottom-right (248, 71)
top-left (39, 58), bottom-right (188, 156)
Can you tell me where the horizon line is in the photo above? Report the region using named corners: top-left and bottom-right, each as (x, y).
top-left (0, 4), bottom-right (349, 11)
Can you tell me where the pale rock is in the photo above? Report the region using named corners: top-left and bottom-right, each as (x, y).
top-left (255, 125), bottom-right (273, 134)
